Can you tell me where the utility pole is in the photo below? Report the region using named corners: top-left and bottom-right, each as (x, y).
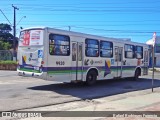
top-left (152, 32), bottom-right (156, 92)
top-left (12, 5), bottom-right (19, 61)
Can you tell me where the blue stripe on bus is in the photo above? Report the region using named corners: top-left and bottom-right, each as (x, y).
top-left (43, 66), bottom-right (137, 72)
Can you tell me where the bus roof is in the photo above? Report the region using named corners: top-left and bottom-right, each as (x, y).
top-left (21, 26), bottom-right (47, 30)
top-left (21, 26), bottom-right (147, 46)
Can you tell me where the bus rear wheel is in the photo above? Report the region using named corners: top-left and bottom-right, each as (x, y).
top-left (86, 70), bottom-right (97, 86)
top-left (134, 69), bottom-right (140, 81)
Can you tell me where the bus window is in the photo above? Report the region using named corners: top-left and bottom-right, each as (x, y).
top-left (100, 41), bottom-right (113, 58)
top-left (49, 34), bottom-right (70, 56)
top-left (155, 45), bottom-right (160, 53)
top-left (72, 43), bottom-right (77, 61)
top-left (85, 38), bottom-right (99, 57)
top-left (124, 44), bottom-right (135, 58)
top-left (135, 46), bottom-right (143, 59)
top-left (78, 44), bottom-right (82, 61)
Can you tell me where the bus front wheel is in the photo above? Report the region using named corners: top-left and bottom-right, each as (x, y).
top-left (86, 70), bottom-right (97, 86)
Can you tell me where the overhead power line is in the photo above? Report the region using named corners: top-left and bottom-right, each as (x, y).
top-left (14, 20), bottom-right (160, 22)
top-left (7, 23), bottom-right (160, 27)
top-left (2, 1), bottom-right (160, 5)
top-left (4, 9), bottom-right (160, 12)
top-left (72, 26), bottom-right (160, 33)
top-left (0, 9), bottom-right (12, 25)
top-left (33, 12), bottom-right (157, 15)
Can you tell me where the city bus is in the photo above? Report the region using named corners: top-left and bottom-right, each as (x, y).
top-left (17, 27), bottom-right (149, 85)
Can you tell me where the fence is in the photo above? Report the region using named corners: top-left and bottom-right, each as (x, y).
top-left (0, 50), bottom-right (13, 61)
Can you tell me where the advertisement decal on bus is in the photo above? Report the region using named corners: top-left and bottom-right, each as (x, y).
top-left (19, 30), bottom-right (43, 46)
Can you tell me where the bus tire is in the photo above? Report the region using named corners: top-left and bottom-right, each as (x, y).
top-left (86, 70), bottom-right (97, 86)
top-left (134, 69), bottom-right (140, 81)
top-left (18, 72), bottom-right (22, 76)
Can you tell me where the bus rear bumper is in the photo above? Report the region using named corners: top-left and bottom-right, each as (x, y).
top-left (17, 69), bottom-right (44, 78)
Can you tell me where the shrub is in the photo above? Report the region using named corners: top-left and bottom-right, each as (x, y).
top-left (0, 60), bottom-right (17, 65)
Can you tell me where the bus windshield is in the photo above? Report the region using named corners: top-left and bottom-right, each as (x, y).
top-left (19, 29), bottom-right (44, 46)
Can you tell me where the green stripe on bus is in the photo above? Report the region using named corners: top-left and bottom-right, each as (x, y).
top-left (122, 68), bottom-right (135, 71)
top-left (18, 67), bottom-right (136, 75)
top-left (109, 68), bottom-right (135, 71)
top-left (19, 68), bottom-right (40, 73)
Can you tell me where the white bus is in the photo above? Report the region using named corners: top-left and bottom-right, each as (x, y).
top-left (17, 27), bottom-right (149, 85)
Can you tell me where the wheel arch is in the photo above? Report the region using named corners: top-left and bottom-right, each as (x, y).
top-left (85, 67), bottom-right (99, 81)
top-left (135, 66), bottom-right (142, 76)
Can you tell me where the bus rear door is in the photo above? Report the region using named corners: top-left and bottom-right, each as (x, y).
top-left (71, 42), bottom-right (83, 81)
top-left (115, 47), bottom-right (123, 78)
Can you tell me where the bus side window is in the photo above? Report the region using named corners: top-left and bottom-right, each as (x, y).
top-left (85, 38), bottom-right (99, 57)
top-left (78, 45), bottom-right (82, 61)
top-left (115, 48), bottom-right (118, 62)
top-left (135, 46), bottom-right (143, 59)
top-left (49, 34), bottom-right (70, 56)
top-left (72, 43), bottom-right (76, 61)
top-left (54, 45), bottom-right (62, 54)
top-left (100, 41), bottom-right (113, 58)
top-left (124, 44), bottom-right (135, 59)
top-left (118, 49), bottom-right (122, 61)
top-left (67, 46), bottom-right (70, 55)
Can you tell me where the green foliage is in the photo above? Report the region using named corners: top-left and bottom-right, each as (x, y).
top-left (0, 23), bottom-right (12, 32)
top-left (0, 60), bottom-right (17, 65)
top-left (0, 32), bottom-right (13, 41)
top-left (0, 41), bottom-right (11, 50)
top-left (0, 23), bottom-right (13, 50)
top-left (0, 23), bottom-right (13, 41)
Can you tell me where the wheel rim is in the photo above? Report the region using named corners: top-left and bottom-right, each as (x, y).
top-left (86, 71), bottom-right (97, 85)
top-left (88, 75), bottom-right (93, 81)
top-left (135, 71), bottom-right (139, 80)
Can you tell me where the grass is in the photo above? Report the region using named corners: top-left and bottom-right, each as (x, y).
top-left (0, 60), bottom-right (17, 65)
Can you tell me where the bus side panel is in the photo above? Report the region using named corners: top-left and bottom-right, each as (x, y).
top-left (83, 57), bottom-right (114, 81)
top-left (46, 56), bottom-right (72, 82)
top-left (46, 30), bottom-right (72, 82)
top-left (40, 28), bottom-right (49, 80)
top-left (122, 44), bottom-right (137, 78)
top-left (97, 58), bottom-right (114, 80)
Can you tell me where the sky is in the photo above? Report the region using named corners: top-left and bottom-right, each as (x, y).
top-left (0, 0), bottom-right (160, 43)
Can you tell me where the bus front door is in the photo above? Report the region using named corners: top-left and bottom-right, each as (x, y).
top-left (115, 47), bottom-right (123, 78)
top-left (71, 42), bottom-right (83, 81)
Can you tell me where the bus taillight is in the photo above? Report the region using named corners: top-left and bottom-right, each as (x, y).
top-left (41, 61), bottom-right (44, 64)
top-left (39, 65), bottom-right (43, 72)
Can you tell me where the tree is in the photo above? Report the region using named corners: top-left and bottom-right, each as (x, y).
top-left (0, 23), bottom-right (14, 42)
top-left (0, 23), bottom-right (12, 33)
top-left (0, 41), bottom-right (11, 50)
top-left (0, 23), bottom-right (15, 50)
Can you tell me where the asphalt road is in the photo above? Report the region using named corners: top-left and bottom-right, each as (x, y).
top-left (0, 70), bottom-right (160, 111)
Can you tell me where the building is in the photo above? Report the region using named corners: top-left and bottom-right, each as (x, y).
top-left (146, 36), bottom-right (160, 67)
